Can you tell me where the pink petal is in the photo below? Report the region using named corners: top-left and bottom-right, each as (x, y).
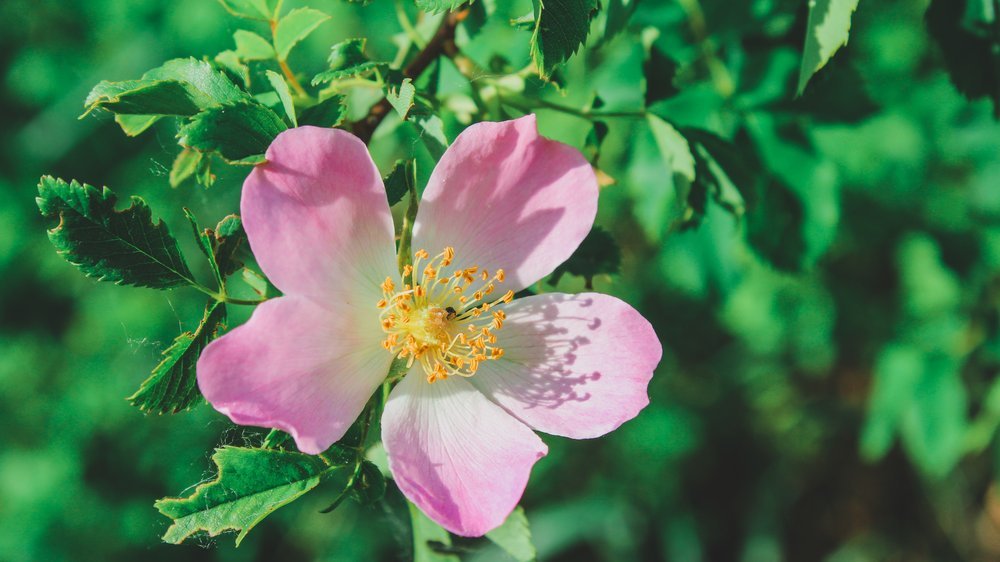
top-left (381, 373), bottom-right (548, 537)
top-left (411, 115), bottom-right (598, 292)
top-left (469, 293), bottom-right (661, 439)
top-left (197, 296), bottom-right (392, 455)
top-left (242, 126), bottom-right (397, 303)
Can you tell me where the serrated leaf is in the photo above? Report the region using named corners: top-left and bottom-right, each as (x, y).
top-left (234, 29), bottom-right (276, 60)
top-left (310, 38), bottom-right (384, 85)
top-left (128, 300), bottom-right (226, 414)
top-left (548, 227), bottom-right (620, 288)
top-left (529, 0), bottom-right (600, 79)
top-left (384, 159), bottom-right (415, 206)
top-left (143, 58), bottom-right (248, 106)
top-left (156, 446), bottom-right (350, 545)
top-left (274, 8), bottom-right (331, 61)
top-left (298, 95), bottom-right (346, 127)
top-left (215, 50), bottom-right (251, 88)
top-left (409, 502), bottom-right (460, 562)
top-left (170, 148), bottom-right (204, 188)
top-left (415, 0), bottom-right (471, 13)
top-left (486, 507), bottom-right (536, 562)
top-left (115, 114), bottom-right (160, 136)
top-left (265, 70), bottom-right (297, 126)
top-left (37, 176), bottom-right (195, 289)
top-left (84, 79), bottom-right (208, 116)
top-left (178, 100), bottom-right (287, 161)
top-left (796, 0), bottom-right (861, 95)
top-left (387, 78), bottom-right (417, 119)
top-left (218, 0), bottom-right (278, 20)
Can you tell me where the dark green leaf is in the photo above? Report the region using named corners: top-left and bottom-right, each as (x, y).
top-left (298, 95), bottom-right (346, 127)
top-left (128, 300), bottom-right (226, 414)
top-left (84, 80), bottom-right (207, 116)
top-left (485, 507), bottom-right (536, 562)
top-left (350, 461), bottom-right (386, 505)
top-left (797, 0), bottom-right (861, 95)
top-left (143, 58), bottom-right (248, 106)
top-left (274, 8), bottom-right (331, 61)
top-left (548, 227), bottom-right (621, 288)
top-left (178, 100), bottom-right (287, 161)
top-left (384, 159), bottom-right (415, 207)
top-left (212, 214), bottom-right (246, 279)
top-left (529, 0), bottom-right (600, 79)
top-left (156, 446), bottom-right (350, 545)
top-left (215, 50), bottom-right (251, 89)
top-left (603, 0), bottom-right (638, 41)
top-left (37, 176), bottom-right (195, 289)
top-left (644, 44), bottom-right (680, 106)
top-left (926, 0), bottom-right (1000, 116)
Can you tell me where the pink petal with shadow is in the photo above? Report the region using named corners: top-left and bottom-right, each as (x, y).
top-left (470, 293), bottom-right (661, 439)
top-left (412, 115), bottom-right (598, 292)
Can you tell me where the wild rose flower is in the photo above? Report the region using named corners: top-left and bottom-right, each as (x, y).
top-left (197, 115), bottom-right (662, 536)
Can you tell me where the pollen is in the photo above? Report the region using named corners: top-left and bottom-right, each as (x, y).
top-left (377, 247), bottom-right (511, 384)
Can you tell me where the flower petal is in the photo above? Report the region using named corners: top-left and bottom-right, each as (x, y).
top-left (197, 295), bottom-right (392, 455)
top-left (381, 373), bottom-right (548, 537)
top-left (469, 293), bottom-right (661, 439)
top-left (242, 126), bottom-right (397, 304)
top-left (412, 115), bottom-right (598, 292)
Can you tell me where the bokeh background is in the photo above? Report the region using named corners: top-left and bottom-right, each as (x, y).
top-left (3, 0), bottom-right (1000, 560)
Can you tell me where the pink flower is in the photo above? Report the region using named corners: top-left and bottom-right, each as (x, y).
top-left (197, 115), bottom-right (662, 536)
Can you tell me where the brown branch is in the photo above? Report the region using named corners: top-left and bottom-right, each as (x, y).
top-left (352, 9), bottom-right (467, 144)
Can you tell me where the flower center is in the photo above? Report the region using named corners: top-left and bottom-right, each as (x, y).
top-left (377, 247), bottom-right (514, 383)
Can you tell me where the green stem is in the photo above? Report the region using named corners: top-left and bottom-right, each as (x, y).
top-left (394, 0), bottom-right (426, 48)
top-left (189, 280), bottom-right (268, 306)
top-left (501, 92), bottom-right (647, 120)
top-left (397, 175), bottom-right (419, 280)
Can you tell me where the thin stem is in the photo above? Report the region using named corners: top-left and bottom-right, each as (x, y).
top-left (394, 0), bottom-right (426, 48)
top-left (501, 92), bottom-right (647, 120)
top-left (397, 175), bottom-right (419, 280)
top-left (270, 18), bottom-right (310, 99)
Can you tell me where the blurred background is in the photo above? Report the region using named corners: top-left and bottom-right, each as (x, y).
top-left (3, 0), bottom-right (1000, 560)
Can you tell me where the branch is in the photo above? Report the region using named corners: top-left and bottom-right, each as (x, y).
top-left (352, 9), bottom-right (466, 144)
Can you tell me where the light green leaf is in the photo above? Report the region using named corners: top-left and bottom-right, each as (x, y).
top-left (265, 70), bottom-right (297, 126)
top-left (637, 114), bottom-right (696, 238)
top-left (415, 0), bottom-right (472, 13)
top-left (218, 0), bottom-right (278, 20)
top-left (115, 114), bottom-right (160, 136)
top-left (234, 30), bottom-right (276, 60)
top-left (178, 100), bottom-right (287, 161)
top-left (215, 50), bottom-right (251, 88)
top-left (274, 8), bottom-right (331, 61)
top-left (127, 300), bottom-right (226, 414)
top-left (156, 447), bottom-right (350, 545)
top-left (486, 507), bottom-right (536, 562)
top-left (796, 0), bottom-right (861, 94)
top-left (84, 80), bottom-right (208, 116)
top-left (529, 0), bottom-right (600, 79)
top-left (143, 58), bottom-right (248, 105)
top-left (169, 148), bottom-right (204, 188)
top-left (387, 78), bottom-right (417, 119)
top-left (36, 176), bottom-right (195, 289)
top-left (409, 502), bottom-right (460, 562)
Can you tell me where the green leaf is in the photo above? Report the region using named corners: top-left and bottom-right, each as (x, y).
top-left (387, 78), bottom-right (417, 119)
top-left (234, 30), bottom-right (276, 60)
top-left (529, 0), bottom-right (600, 79)
top-left (115, 114), bottom-right (160, 136)
top-left (350, 461), bottom-right (386, 505)
top-left (84, 80), bottom-right (207, 116)
top-left (169, 148), bottom-right (204, 188)
top-left (486, 507), bottom-right (536, 562)
top-left (415, 0), bottom-right (471, 13)
top-left (603, 0), bottom-right (638, 40)
top-left (298, 95), bottom-right (346, 127)
top-left (384, 159), bottom-right (415, 207)
top-left (156, 446), bottom-right (350, 545)
top-left (178, 100), bottom-right (287, 161)
top-left (37, 177), bottom-right (195, 289)
top-left (127, 300), bottom-right (226, 414)
top-left (215, 50), bottom-right (251, 88)
top-left (409, 102), bottom-right (450, 161)
top-left (218, 0), bottom-right (279, 20)
top-left (409, 502), bottom-right (460, 562)
top-left (796, 0), bottom-right (861, 95)
top-left (310, 38), bottom-right (384, 85)
top-left (644, 44), bottom-right (680, 106)
top-left (548, 227), bottom-right (621, 288)
top-left (274, 8), bottom-right (331, 61)
top-left (265, 70), bottom-right (297, 126)
top-left (926, 0), bottom-right (1000, 116)
top-left (634, 114), bottom-right (696, 238)
top-left (185, 209), bottom-right (223, 286)
top-left (212, 214), bottom-right (246, 280)
top-left (143, 58), bottom-right (248, 106)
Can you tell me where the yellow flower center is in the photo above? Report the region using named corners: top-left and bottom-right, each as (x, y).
top-left (377, 247), bottom-right (514, 383)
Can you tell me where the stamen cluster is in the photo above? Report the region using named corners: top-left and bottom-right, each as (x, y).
top-left (377, 247), bottom-right (514, 383)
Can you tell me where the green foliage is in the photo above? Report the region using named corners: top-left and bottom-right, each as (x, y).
top-left (156, 446), bottom-right (351, 545)
top-left (409, 502), bottom-right (460, 562)
top-left (83, 80), bottom-right (206, 117)
top-left (265, 70), bottom-right (297, 126)
top-left (387, 78), bottom-right (417, 119)
top-left (178, 100), bottom-right (287, 161)
top-left (169, 148), bottom-right (212, 188)
top-left (548, 227), bottom-right (621, 288)
top-left (233, 30), bottom-right (276, 60)
top-left (299, 95), bottom-right (347, 127)
top-left (36, 177), bottom-right (194, 289)
top-left (127, 301), bottom-right (226, 414)
top-left (530, 0), bottom-right (600, 78)
top-left (485, 507), bottom-right (537, 562)
top-left (926, 0), bottom-right (1000, 116)
top-left (415, 0), bottom-right (471, 13)
top-left (218, 0), bottom-right (280, 21)
top-left (797, 0), bottom-right (861, 94)
top-left (384, 159), bottom-right (416, 206)
top-left (274, 8), bottom-right (331, 61)
top-left (311, 38), bottom-right (383, 85)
